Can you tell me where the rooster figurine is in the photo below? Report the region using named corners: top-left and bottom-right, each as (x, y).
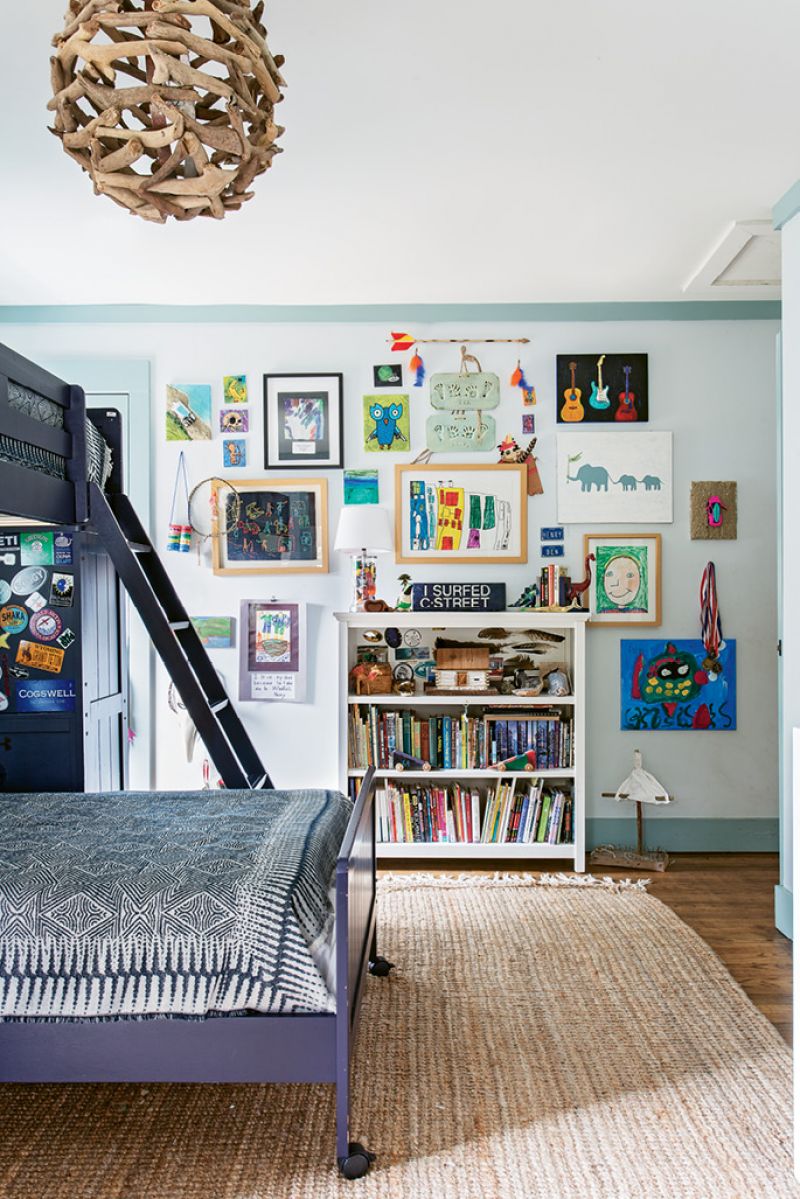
top-left (566, 554), bottom-right (595, 609)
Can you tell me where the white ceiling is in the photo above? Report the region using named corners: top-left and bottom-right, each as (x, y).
top-left (2, 0), bottom-right (799, 307)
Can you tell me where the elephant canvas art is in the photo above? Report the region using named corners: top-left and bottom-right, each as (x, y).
top-left (556, 432), bottom-right (673, 523)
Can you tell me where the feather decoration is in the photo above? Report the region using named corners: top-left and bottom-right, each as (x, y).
top-left (409, 348), bottom-right (426, 386)
top-left (510, 359), bottom-right (530, 391)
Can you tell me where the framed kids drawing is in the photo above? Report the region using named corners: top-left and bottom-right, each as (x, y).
top-left (211, 478), bottom-right (328, 575)
top-left (583, 532), bottom-right (661, 626)
top-left (394, 463), bottom-right (527, 565)
top-left (239, 599), bottom-right (307, 702)
top-left (263, 373), bottom-right (344, 469)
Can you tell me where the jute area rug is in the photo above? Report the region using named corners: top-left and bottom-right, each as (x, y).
top-left (0, 874), bottom-right (795, 1199)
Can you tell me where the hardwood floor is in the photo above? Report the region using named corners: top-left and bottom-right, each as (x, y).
top-left (383, 852), bottom-right (793, 1044)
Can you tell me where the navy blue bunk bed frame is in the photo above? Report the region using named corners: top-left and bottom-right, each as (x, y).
top-left (0, 344), bottom-right (387, 1180)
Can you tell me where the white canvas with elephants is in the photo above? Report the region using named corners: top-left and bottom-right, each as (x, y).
top-left (556, 431), bottom-right (673, 523)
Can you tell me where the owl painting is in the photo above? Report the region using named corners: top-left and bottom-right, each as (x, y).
top-left (363, 394), bottom-right (410, 452)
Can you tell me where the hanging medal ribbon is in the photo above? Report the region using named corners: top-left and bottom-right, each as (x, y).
top-left (700, 561), bottom-right (724, 677)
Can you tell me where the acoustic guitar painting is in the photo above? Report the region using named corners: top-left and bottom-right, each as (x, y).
top-left (588, 354), bottom-right (610, 410)
top-left (560, 361), bottom-right (584, 423)
top-left (556, 354), bottom-right (648, 424)
top-left (615, 364), bottom-right (637, 422)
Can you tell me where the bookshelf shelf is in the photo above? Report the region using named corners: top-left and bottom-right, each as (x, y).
top-left (346, 695), bottom-right (576, 707)
top-left (336, 610), bottom-right (587, 871)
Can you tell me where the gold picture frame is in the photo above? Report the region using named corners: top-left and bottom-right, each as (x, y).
top-left (211, 477), bottom-right (329, 575)
top-left (583, 532), bottom-right (661, 626)
top-left (395, 463), bottom-right (528, 565)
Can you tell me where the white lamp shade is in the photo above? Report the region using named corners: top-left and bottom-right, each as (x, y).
top-left (334, 504), bottom-right (393, 554)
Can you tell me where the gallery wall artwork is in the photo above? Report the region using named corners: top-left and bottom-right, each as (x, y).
top-left (263, 373), bottom-right (344, 469)
top-left (620, 639), bottom-right (736, 731)
top-left (557, 354), bottom-right (649, 424)
top-left (344, 470), bottom-right (379, 505)
top-left (191, 617), bottom-right (236, 649)
top-left (395, 463), bottom-right (527, 564)
top-left (363, 395), bottom-right (410, 452)
top-left (239, 600), bottom-right (307, 702)
top-left (373, 364), bottom-right (403, 388)
top-left (222, 439), bottom-right (247, 469)
top-left (690, 481), bottom-right (738, 540)
top-left (556, 432), bottom-right (673, 523)
top-left (584, 533), bottom-right (661, 626)
top-left (211, 478), bottom-right (328, 575)
top-left (166, 384), bottom-right (212, 441)
top-left (223, 375), bottom-right (248, 404)
top-left (220, 408), bottom-right (249, 434)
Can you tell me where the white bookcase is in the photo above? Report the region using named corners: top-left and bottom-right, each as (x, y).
top-left (336, 610), bottom-right (587, 871)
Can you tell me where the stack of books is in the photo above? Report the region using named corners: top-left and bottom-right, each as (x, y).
top-left (355, 776), bottom-right (574, 846)
top-left (347, 705), bottom-right (574, 771)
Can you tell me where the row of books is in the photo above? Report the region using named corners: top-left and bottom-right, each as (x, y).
top-left (360, 778), bottom-right (575, 845)
top-left (538, 564), bottom-right (571, 608)
top-left (347, 705), bottom-right (574, 771)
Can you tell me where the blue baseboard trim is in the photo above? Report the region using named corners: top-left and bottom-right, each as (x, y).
top-left (774, 884), bottom-right (793, 940)
top-left (587, 817), bottom-right (778, 853)
top-left (0, 300), bottom-right (782, 326)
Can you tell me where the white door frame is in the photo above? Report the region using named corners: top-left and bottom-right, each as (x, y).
top-left (42, 357), bottom-right (153, 789)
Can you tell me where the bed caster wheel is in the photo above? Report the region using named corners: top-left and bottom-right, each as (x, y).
top-left (338, 1142), bottom-right (375, 1180)
top-left (368, 956), bottom-right (394, 978)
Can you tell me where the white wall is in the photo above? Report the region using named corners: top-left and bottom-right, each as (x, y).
top-left (1, 318), bottom-right (778, 825)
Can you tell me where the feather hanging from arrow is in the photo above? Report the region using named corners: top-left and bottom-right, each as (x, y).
top-left (409, 348), bottom-right (426, 386)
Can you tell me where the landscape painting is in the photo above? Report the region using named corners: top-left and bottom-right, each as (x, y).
top-left (191, 616), bottom-right (236, 649)
top-left (344, 469), bottom-right (379, 505)
top-left (395, 463), bottom-right (527, 564)
top-left (166, 384), bottom-right (212, 441)
top-left (557, 432), bottom-right (673, 523)
top-left (620, 639), bottom-right (736, 731)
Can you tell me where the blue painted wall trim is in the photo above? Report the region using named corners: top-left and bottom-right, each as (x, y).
top-left (774, 883), bottom-right (793, 940)
top-left (0, 301), bottom-right (781, 325)
top-left (774, 179), bottom-right (800, 230)
top-left (588, 817), bottom-right (778, 853)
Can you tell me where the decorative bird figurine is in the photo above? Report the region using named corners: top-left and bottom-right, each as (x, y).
top-left (566, 553), bottom-right (595, 609)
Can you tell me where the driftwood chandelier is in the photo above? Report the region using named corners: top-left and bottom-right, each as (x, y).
top-left (48, 0), bottom-right (285, 223)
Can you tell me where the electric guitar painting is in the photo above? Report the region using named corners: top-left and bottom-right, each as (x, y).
top-left (588, 354), bottom-right (610, 410)
top-left (560, 360), bottom-right (585, 422)
top-left (615, 364), bottom-right (637, 421)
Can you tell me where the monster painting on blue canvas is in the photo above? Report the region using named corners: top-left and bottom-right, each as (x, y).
top-left (620, 639), bottom-right (736, 731)
top-left (363, 394), bottom-right (410, 452)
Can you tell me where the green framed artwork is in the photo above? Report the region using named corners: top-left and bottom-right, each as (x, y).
top-left (583, 532), bottom-right (661, 626)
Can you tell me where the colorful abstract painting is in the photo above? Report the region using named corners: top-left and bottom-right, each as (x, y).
top-left (344, 469), bottom-right (379, 505)
top-left (620, 639), bottom-right (736, 731)
top-left (166, 384), bottom-right (212, 441)
top-left (395, 464), bottom-right (527, 564)
top-left (223, 375), bottom-right (248, 404)
top-left (212, 479), bottom-right (328, 575)
top-left (220, 408), bottom-right (249, 434)
top-left (363, 395), bottom-right (410, 452)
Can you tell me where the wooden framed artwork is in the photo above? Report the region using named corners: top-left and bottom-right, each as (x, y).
top-left (394, 463), bottom-right (527, 565)
top-left (211, 478), bottom-right (328, 575)
top-left (263, 373), bottom-right (344, 469)
top-left (583, 532), bottom-right (661, 626)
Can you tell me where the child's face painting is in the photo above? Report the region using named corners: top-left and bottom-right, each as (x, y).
top-left (603, 555), bottom-right (641, 608)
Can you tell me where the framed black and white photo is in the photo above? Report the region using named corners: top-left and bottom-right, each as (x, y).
top-left (263, 373), bottom-right (344, 469)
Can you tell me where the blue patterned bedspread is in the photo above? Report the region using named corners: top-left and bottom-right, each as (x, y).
top-left (0, 789), bottom-right (351, 1019)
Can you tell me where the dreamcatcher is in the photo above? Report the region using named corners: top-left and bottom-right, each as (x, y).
top-left (188, 476), bottom-right (242, 565)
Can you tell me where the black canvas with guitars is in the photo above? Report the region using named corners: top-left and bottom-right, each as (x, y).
top-left (556, 354), bottom-right (649, 424)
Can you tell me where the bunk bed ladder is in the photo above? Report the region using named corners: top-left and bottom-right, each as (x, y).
top-left (87, 483), bottom-right (272, 791)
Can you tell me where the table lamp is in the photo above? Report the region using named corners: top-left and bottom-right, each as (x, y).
top-left (333, 505), bottom-right (394, 611)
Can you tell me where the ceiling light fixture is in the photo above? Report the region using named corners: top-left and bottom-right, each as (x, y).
top-left (47, 0), bottom-right (285, 223)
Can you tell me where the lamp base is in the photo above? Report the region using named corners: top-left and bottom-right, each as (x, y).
top-left (351, 552), bottom-right (377, 612)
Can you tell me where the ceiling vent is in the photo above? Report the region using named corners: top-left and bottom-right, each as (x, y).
top-left (683, 220), bottom-right (780, 298)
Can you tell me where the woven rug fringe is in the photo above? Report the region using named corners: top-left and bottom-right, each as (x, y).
top-left (378, 871), bottom-right (651, 894)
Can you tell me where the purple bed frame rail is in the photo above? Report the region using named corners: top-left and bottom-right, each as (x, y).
top-left (0, 769), bottom-right (387, 1180)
